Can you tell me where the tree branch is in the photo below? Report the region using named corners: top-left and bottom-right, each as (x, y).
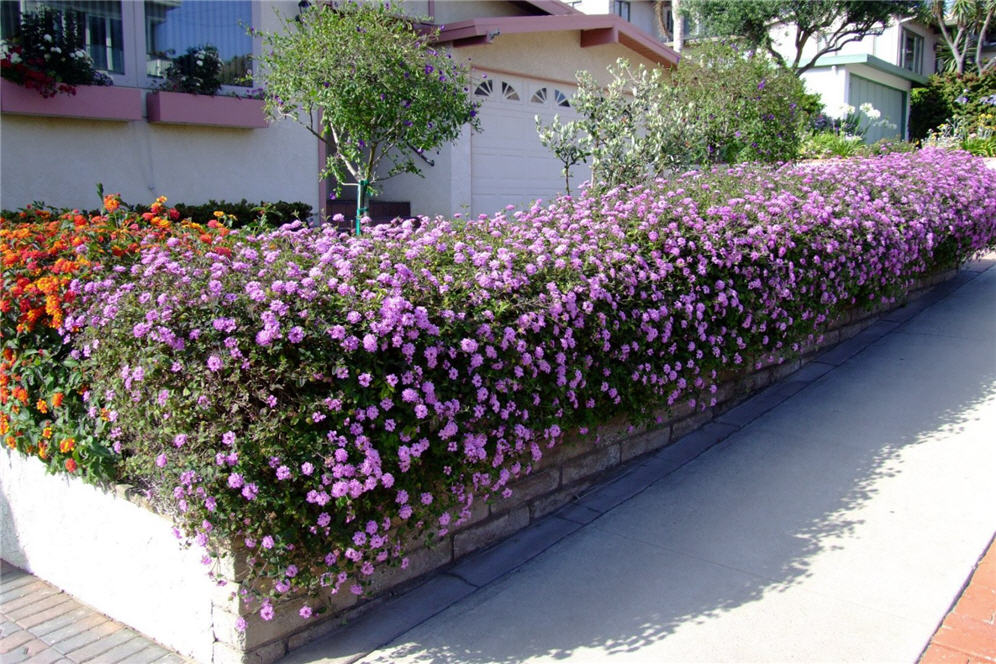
top-left (975, 6), bottom-right (995, 73)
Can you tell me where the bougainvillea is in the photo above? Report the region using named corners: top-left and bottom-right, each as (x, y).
top-left (0, 196), bottom-right (232, 478)
top-left (67, 150), bottom-right (996, 623)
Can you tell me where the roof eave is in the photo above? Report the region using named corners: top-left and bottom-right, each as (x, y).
top-left (434, 15), bottom-right (679, 67)
top-left (810, 53), bottom-right (929, 85)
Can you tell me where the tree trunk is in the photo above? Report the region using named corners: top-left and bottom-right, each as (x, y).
top-left (975, 7), bottom-right (994, 74)
top-left (654, 1), bottom-right (683, 53)
top-left (673, 0), bottom-right (684, 53)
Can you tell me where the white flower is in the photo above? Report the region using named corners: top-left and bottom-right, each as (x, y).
top-left (9, 52), bottom-right (21, 64)
top-left (42, 33), bottom-right (52, 42)
top-left (831, 102), bottom-right (855, 118)
top-left (859, 102), bottom-right (881, 120)
top-left (50, 46), bottom-right (61, 54)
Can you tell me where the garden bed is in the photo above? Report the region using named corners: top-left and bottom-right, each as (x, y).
top-left (2, 151), bottom-right (994, 663)
top-left (0, 268), bottom-right (963, 664)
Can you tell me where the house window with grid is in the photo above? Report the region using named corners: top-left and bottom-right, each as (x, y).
top-left (144, 1), bottom-right (252, 85)
top-left (16, 1), bottom-right (126, 73)
top-left (612, 0), bottom-right (630, 22)
top-left (901, 28), bottom-right (924, 75)
top-left (3, 0), bottom-right (254, 87)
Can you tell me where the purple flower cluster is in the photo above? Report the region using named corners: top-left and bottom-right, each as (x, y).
top-left (78, 150), bottom-right (996, 619)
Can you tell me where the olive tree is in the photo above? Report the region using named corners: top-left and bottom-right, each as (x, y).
top-left (256, 2), bottom-right (479, 227)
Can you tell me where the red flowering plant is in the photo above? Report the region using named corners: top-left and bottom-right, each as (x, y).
top-left (0, 193), bottom-right (234, 480)
top-left (0, 6), bottom-right (112, 98)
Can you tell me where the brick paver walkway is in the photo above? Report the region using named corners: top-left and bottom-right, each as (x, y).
top-left (920, 535), bottom-right (996, 664)
top-left (0, 560), bottom-right (188, 664)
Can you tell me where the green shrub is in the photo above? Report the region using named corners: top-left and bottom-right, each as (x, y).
top-left (170, 200), bottom-right (313, 229)
top-left (910, 71), bottom-right (996, 140)
top-left (961, 136), bottom-right (996, 156)
top-left (1, 199), bottom-right (312, 230)
top-left (799, 132), bottom-right (862, 159)
top-left (670, 42), bottom-right (809, 164)
top-left (537, 44), bottom-right (809, 188)
top-left (799, 132), bottom-right (918, 160)
top-left (159, 45), bottom-right (224, 96)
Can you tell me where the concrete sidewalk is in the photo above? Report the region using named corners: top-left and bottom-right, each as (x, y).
top-left (281, 255), bottom-right (996, 664)
top-left (0, 559), bottom-right (189, 664)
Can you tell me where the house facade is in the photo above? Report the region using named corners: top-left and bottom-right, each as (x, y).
top-left (1, 0), bottom-right (677, 220)
top-left (770, 16), bottom-right (937, 142)
top-left (576, 0), bottom-right (938, 142)
top-left (1, 1), bottom-right (318, 214)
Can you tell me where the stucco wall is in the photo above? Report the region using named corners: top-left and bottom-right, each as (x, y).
top-left (0, 450), bottom-right (217, 663)
top-left (0, 115), bottom-right (318, 212)
top-left (0, 0), bottom-right (320, 214)
top-left (800, 66), bottom-right (849, 114)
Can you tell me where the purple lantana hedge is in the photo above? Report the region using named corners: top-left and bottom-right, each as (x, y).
top-left (76, 149), bottom-right (996, 623)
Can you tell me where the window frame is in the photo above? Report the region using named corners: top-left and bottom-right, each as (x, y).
top-left (612, 0), bottom-right (630, 22)
top-left (900, 27), bottom-right (924, 76)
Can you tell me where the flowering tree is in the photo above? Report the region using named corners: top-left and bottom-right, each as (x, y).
top-left (256, 3), bottom-right (479, 222)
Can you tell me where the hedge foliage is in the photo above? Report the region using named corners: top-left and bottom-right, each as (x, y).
top-left (55, 150), bottom-right (996, 624)
top-left (910, 70), bottom-right (996, 141)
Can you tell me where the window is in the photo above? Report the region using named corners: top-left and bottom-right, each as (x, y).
top-left (145, 1), bottom-right (252, 85)
top-left (4, 1), bottom-right (255, 88)
top-left (531, 87), bottom-right (547, 104)
top-left (663, 5), bottom-right (715, 40)
top-left (474, 79), bottom-right (493, 97)
top-left (612, 0), bottom-right (630, 22)
top-left (22, 1), bottom-right (125, 73)
top-left (901, 28), bottom-right (924, 75)
top-left (554, 89), bottom-right (570, 108)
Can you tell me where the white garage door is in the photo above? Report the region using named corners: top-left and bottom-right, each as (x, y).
top-left (848, 74), bottom-right (905, 143)
top-left (470, 74), bottom-right (589, 216)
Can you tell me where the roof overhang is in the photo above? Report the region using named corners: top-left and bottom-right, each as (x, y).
top-left (434, 14), bottom-right (679, 67)
top-left (811, 53), bottom-right (929, 86)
